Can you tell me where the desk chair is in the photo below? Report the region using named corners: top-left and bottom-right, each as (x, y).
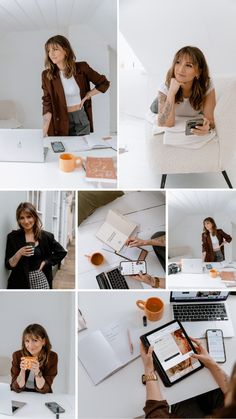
top-left (146, 78), bottom-right (236, 188)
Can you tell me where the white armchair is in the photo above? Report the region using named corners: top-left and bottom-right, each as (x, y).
top-left (0, 100), bottom-right (22, 128)
top-left (146, 78), bottom-right (236, 188)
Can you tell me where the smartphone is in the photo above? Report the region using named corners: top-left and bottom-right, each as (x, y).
top-left (206, 264), bottom-right (213, 270)
top-left (51, 141), bottom-right (65, 153)
top-left (45, 402), bottom-right (65, 414)
top-left (119, 260), bottom-right (147, 276)
top-left (206, 329), bottom-right (226, 363)
top-left (185, 117), bottom-right (204, 135)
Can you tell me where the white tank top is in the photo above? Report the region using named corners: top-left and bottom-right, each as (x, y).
top-left (59, 71), bottom-right (81, 107)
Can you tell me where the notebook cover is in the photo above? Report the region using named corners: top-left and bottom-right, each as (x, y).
top-left (85, 157), bottom-right (116, 182)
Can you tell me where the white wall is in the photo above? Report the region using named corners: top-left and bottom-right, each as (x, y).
top-left (0, 291), bottom-right (75, 393)
top-left (0, 24), bottom-right (115, 134)
top-left (0, 191), bottom-right (27, 289)
top-left (120, 0), bottom-right (236, 118)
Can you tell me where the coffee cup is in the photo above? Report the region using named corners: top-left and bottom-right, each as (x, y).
top-left (136, 297), bottom-right (164, 321)
top-left (209, 268), bottom-right (219, 278)
top-left (59, 153), bottom-right (83, 172)
top-left (85, 252), bottom-right (104, 266)
top-left (25, 241), bottom-right (35, 256)
top-left (22, 356), bottom-right (37, 369)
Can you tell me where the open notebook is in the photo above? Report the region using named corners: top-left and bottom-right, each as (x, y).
top-left (79, 319), bottom-right (152, 385)
top-left (96, 209), bottom-right (137, 252)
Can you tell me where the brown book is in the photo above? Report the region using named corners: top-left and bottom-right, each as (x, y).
top-left (85, 157), bottom-right (116, 182)
top-left (220, 271), bottom-right (236, 281)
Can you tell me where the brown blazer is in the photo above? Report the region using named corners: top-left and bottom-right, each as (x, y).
top-left (42, 61), bottom-right (110, 136)
top-left (11, 350), bottom-right (58, 394)
top-left (202, 229), bottom-right (232, 262)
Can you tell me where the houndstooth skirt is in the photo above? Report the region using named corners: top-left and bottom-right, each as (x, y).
top-left (29, 270), bottom-right (49, 289)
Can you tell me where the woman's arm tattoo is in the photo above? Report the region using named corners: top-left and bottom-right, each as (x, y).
top-left (158, 100), bottom-right (173, 125)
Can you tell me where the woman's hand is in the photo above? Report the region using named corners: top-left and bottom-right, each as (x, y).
top-left (140, 343), bottom-right (155, 374)
top-left (126, 237), bottom-right (146, 247)
top-left (132, 273), bottom-right (154, 286)
top-left (190, 337), bottom-right (216, 368)
top-left (169, 78), bottom-right (181, 96)
top-left (31, 359), bottom-right (40, 376)
top-left (20, 357), bottom-right (27, 371)
top-left (191, 117), bottom-right (210, 136)
top-left (39, 261), bottom-right (46, 271)
top-left (18, 246), bottom-right (34, 257)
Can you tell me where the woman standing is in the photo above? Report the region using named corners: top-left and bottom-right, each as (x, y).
top-left (5, 202), bottom-right (67, 289)
top-left (11, 324), bottom-right (57, 394)
top-left (202, 217), bottom-right (232, 262)
top-left (157, 46), bottom-right (215, 135)
top-left (42, 35), bottom-right (110, 137)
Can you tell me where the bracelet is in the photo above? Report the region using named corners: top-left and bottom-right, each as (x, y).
top-left (142, 371), bottom-right (158, 384)
top-left (152, 277), bottom-right (160, 288)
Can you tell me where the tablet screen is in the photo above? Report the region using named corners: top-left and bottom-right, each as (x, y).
top-left (145, 321), bottom-right (202, 383)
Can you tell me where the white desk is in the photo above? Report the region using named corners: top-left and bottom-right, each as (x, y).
top-left (78, 291), bottom-right (236, 418)
top-left (0, 392), bottom-right (75, 419)
top-left (168, 262), bottom-right (236, 290)
top-left (0, 135), bottom-right (117, 189)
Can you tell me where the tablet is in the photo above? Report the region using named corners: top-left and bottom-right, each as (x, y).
top-left (140, 320), bottom-right (204, 387)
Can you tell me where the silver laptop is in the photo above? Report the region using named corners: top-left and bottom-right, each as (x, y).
top-left (170, 291), bottom-right (234, 338)
top-left (0, 383), bottom-right (26, 416)
top-left (0, 129), bottom-right (44, 162)
top-left (181, 258), bottom-right (203, 274)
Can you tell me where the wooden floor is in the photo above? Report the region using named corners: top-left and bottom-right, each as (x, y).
top-left (53, 239), bottom-right (75, 289)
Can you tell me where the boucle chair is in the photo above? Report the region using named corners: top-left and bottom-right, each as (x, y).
top-left (146, 78), bottom-right (236, 188)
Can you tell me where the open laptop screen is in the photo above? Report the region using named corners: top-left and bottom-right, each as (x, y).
top-left (170, 291), bottom-right (229, 302)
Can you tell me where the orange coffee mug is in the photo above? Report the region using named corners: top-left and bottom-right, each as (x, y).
top-left (59, 153), bottom-right (83, 172)
top-left (22, 356), bottom-right (37, 369)
top-left (85, 252), bottom-right (104, 266)
top-left (136, 297), bottom-right (164, 321)
top-left (209, 268), bottom-right (219, 278)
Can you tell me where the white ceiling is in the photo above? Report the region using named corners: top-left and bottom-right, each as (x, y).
top-left (168, 190), bottom-right (236, 215)
top-left (0, 0), bottom-right (117, 49)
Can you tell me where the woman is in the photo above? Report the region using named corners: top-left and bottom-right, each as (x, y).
top-left (141, 338), bottom-right (236, 418)
top-left (5, 202), bottom-right (67, 289)
top-left (11, 324), bottom-right (57, 394)
top-left (202, 217), bottom-right (232, 262)
top-left (42, 34), bottom-right (110, 137)
top-left (157, 46), bottom-right (215, 135)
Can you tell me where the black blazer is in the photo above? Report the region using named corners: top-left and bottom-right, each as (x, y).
top-left (5, 230), bottom-right (67, 289)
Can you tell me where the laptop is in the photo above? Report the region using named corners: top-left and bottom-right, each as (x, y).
top-left (96, 267), bottom-right (143, 289)
top-left (170, 291), bottom-right (234, 338)
top-left (0, 383), bottom-right (26, 416)
top-left (0, 129), bottom-right (44, 162)
top-left (181, 258), bottom-right (203, 274)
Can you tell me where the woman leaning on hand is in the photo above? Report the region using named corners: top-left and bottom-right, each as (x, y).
top-left (42, 34), bottom-right (110, 137)
top-left (5, 202), bottom-right (67, 289)
top-left (11, 324), bottom-right (57, 394)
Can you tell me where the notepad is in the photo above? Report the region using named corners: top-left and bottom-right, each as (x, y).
top-left (96, 209), bottom-right (138, 252)
top-left (85, 157), bottom-right (117, 182)
top-left (79, 321), bottom-right (144, 385)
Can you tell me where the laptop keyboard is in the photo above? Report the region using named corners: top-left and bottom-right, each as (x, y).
top-left (96, 268), bottom-right (129, 289)
top-left (173, 303), bottom-right (228, 321)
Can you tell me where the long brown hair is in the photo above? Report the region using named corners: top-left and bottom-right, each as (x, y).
top-left (166, 46), bottom-right (210, 111)
top-left (203, 217), bottom-right (217, 236)
top-left (44, 35), bottom-right (76, 80)
top-left (16, 202), bottom-right (42, 240)
top-left (22, 324), bottom-right (52, 366)
top-left (211, 363), bottom-right (236, 417)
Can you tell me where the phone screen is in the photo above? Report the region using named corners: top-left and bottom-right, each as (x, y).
top-left (51, 141), bottom-right (65, 152)
top-left (206, 329), bottom-right (226, 363)
top-left (45, 402), bottom-right (65, 413)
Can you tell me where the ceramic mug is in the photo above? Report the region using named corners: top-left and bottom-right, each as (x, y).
top-left (22, 356), bottom-right (37, 369)
top-left (209, 268), bottom-right (219, 278)
top-left (59, 153), bottom-right (83, 172)
top-left (85, 252), bottom-right (104, 266)
top-left (136, 297), bottom-right (164, 321)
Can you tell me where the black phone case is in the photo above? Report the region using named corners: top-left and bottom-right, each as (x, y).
top-left (140, 320), bottom-right (204, 387)
top-left (45, 402), bottom-right (65, 413)
top-left (51, 141), bottom-right (65, 153)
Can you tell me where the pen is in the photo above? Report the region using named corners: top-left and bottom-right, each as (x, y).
top-left (56, 406), bottom-right (60, 419)
top-left (127, 329), bottom-right (134, 354)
